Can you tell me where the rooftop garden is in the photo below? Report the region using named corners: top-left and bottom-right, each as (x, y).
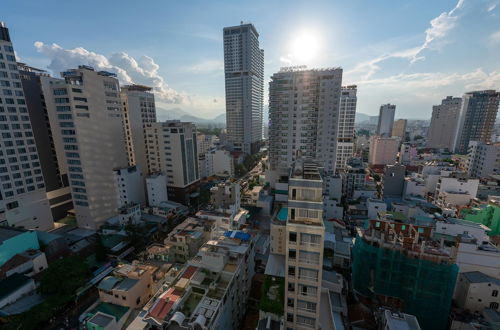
top-left (259, 275), bottom-right (284, 316)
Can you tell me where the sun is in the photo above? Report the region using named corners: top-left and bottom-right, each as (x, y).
top-left (291, 32), bottom-right (320, 63)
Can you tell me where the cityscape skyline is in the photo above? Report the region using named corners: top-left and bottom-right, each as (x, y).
top-left (2, 0), bottom-right (500, 119)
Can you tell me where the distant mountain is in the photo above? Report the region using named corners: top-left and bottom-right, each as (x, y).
top-left (355, 112), bottom-right (371, 123)
top-left (157, 107), bottom-right (226, 127)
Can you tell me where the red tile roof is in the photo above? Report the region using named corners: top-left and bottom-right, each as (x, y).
top-left (181, 265), bottom-right (198, 279)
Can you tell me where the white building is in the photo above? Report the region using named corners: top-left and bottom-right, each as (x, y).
top-left (223, 23), bottom-right (264, 154)
top-left (196, 133), bottom-right (218, 156)
top-left (404, 176), bottom-right (427, 198)
top-left (454, 271), bottom-right (500, 313)
top-left (427, 96), bottom-right (462, 150)
top-left (381, 310), bottom-right (421, 330)
top-left (146, 173), bottom-right (168, 207)
top-left (466, 141), bottom-right (500, 178)
top-left (400, 143), bottom-right (417, 164)
top-left (435, 173), bottom-right (479, 207)
top-left (268, 67), bottom-right (343, 182)
top-left (368, 136), bottom-right (399, 165)
top-left (114, 165), bottom-right (146, 207)
top-left (46, 66), bottom-right (128, 229)
top-left (0, 22), bottom-right (53, 230)
top-left (336, 85), bottom-right (357, 173)
top-left (145, 121), bottom-right (199, 204)
top-left (121, 85), bottom-right (157, 176)
top-left (367, 198), bottom-right (387, 219)
top-left (376, 104), bottom-right (396, 137)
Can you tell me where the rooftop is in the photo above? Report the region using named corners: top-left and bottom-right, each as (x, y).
top-left (462, 271), bottom-right (500, 286)
top-left (0, 273), bottom-right (32, 300)
top-left (0, 227), bottom-right (27, 243)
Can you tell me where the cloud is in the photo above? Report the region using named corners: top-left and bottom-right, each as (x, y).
top-left (354, 68), bottom-right (500, 91)
top-left (34, 41), bottom-right (188, 104)
top-left (186, 59), bottom-right (223, 73)
top-left (489, 30), bottom-right (500, 45)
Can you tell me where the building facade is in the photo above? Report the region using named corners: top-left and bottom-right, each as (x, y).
top-left (336, 85), bottom-right (357, 173)
top-left (268, 67), bottom-right (343, 180)
top-left (145, 121), bottom-right (199, 204)
top-left (427, 96), bottom-right (462, 150)
top-left (121, 85), bottom-right (157, 176)
top-left (466, 141), bottom-right (500, 178)
top-left (284, 161), bottom-right (325, 330)
top-left (368, 136), bottom-right (399, 165)
top-left (223, 23), bottom-right (264, 154)
top-left (376, 104), bottom-right (396, 137)
top-left (391, 119), bottom-right (407, 139)
top-left (46, 66), bottom-right (128, 229)
top-left (453, 90), bottom-right (499, 154)
top-left (0, 22), bottom-right (53, 230)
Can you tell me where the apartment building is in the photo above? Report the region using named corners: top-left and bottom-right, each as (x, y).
top-left (284, 161), bottom-right (325, 330)
top-left (268, 67), bottom-right (343, 182)
top-left (113, 165), bottom-right (146, 208)
top-left (368, 136), bottom-right (399, 165)
top-left (45, 65), bottom-right (128, 229)
top-left (341, 157), bottom-right (366, 199)
top-left (0, 22), bottom-right (53, 230)
top-left (145, 120), bottom-right (199, 204)
top-left (455, 271), bottom-right (500, 313)
top-left (146, 172), bottom-right (168, 207)
top-left (391, 119), bottom-right (407, 139)
top-left (97, 263), bottom-right (160, 309)
top-left (376, 104), bottom-right (395, 137)
top-left (18, 63), bottom-right (73, 221)
top-left (435, 173), bottom-right (479, 207)
top-left (453, 90), bottom-right (499, 154)
top-left (223, 23), bottom-right (264, 154)
top-left (466, 141), bottom-right (500, 178)
top-left (140, 231), bottom-right (256, 330)
top-left (427, 96), bottom-right (462, 150)
top-left (336, 85), bottom-right (357, 173)
top-left (121, 84), bottom-right (157, 176)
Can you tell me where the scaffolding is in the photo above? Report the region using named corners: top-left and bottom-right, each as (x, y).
top-left (352, 236), bottom-right (458, 330)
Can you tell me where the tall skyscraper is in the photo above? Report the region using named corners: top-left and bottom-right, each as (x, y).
top-left (46, 66), bottom-right (128, 229)
top-left (452, 90), bottom-right (499, 154)
top-left (427, 96), bottom-right (462, 150)
top-left (18, 63), bottom-right (73, 221)
top-left (0, 22), bottom-right (53, 230)
top-left (145, 120), bottom-right (199, 204)
top-left (121, 84), bottom-right (157, 176)
top-left (391, 119), bottom-right (407, 139)
top-left (223, 23), bottom-right (264, 154)
top-left (268, 67), bottom-right (343, 182)
top-left (466, 141), bottom-right (500, 178)
top-left (376, 104), bottom-right (396, 136)
top-left (336, 85), bottom-right (357, 173)
top-left (284, 160), bottom-right (325, 329)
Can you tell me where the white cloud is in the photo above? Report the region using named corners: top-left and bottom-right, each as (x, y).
top-left (354, 68), bottom-right (500, 91)
top-left (34, 41), bottom-right (188, 104)
top-left (186, 59), bottom-right (223, 73)
top-left (488, 30), bottom-right (500, 45)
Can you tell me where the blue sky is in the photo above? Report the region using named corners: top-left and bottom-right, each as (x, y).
top-left (3, 0), bottom-right (500, 119)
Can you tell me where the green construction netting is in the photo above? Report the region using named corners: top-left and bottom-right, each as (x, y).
top-left (352, 236), bottom-right (458, 330)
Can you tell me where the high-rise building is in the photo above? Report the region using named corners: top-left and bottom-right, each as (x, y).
top-left (336, 85), bottom-right (357, 173)
top-left (0, 22), bottom-right (53, 230)
top-left (284, 161), bottom-right (325, 329)
top-left (376, 104), bottom-right (396, 136)
top-left (466, 141), bottom-right (500, 178)
top-left (453, 90), bottom-right (499, 154)
top-left (223, 23), bottom-right (264, 154)
top-left (391, 119), bottom-right (407, 139)
top-left (18, 63), bottom-right (73, 221)
top-left (120, 85), bottom-right (156, 176)
top-left (145, 120), bottom-right (199, 204)
top-left (368, 136), bottom-right (399, 165)
top-left (268, 67), bottom-right (343, 182)
top-left (46, 66), bottom-right (128, 229)
top-left (427, 96), bottom-right (462, 150)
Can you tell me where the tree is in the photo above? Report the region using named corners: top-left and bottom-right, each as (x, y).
top-left (40, 256), bottom-right (90, 297)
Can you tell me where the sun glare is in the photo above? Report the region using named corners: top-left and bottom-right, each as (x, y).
top-left (291, 32), bottom-right (320, 63)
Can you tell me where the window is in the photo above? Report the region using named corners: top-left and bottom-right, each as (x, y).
top-left (493, 290), bottom-right (498, 297)
top-left (289, 232), bottom-right (297, 242)
top-left (490, 302), bottom-right (499, 310)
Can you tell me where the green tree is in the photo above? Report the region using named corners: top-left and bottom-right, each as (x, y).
top-left (40, 256), bottom-right (90, 297)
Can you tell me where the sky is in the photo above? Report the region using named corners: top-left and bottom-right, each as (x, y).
top-left (2, 0), bottom-right (500, 120)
